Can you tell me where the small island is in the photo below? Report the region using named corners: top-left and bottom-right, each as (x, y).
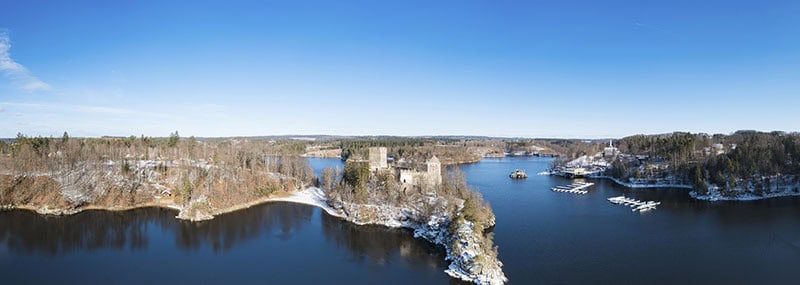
top-left (509, 169), bottom-right (528, 179)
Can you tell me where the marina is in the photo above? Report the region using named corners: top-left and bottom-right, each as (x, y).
top-left (550, 182), bottom-right (594, 194)
top-left (607, 196), bottom-right (661, 212)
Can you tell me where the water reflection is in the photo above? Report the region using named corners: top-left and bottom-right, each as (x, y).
top-left (0, 202), bottom-right (463, 284)
top-left (0, 208), bottom-right (164, 255)
top-left (0, 202), bottom-right (455, 268)
top-left (0, 203), bottom-right (319, 255)
top-left (320, 213), bottom-right (446, 270)
top-left (176, 203), bottom-right (315, 252)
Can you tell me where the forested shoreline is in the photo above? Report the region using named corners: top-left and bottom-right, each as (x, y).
top-left (605, 131), bottom-right (800, 199)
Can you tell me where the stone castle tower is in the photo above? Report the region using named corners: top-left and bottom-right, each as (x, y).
top-left (368, 147), bottom-right (388, 171)
top-left (425, 156), bottom-right (442, 185)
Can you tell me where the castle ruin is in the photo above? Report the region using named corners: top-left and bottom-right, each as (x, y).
top-left (366, 147), bottom-right (442, 189)
top-left (394, 156), bottom-right (441, 189)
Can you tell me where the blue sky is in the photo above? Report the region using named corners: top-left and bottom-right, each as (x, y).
top-left (1, 0), bottom-right (799, 138)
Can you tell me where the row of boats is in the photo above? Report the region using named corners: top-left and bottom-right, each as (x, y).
top-left (550, 182), bottom-right (594, 195)
top-left (607, 196), bottom-right (661, 212)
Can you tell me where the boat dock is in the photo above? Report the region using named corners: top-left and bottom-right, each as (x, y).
top-left (551, 182), bottom-right (594, 194)
top-left (607, 196), bottom-right (661, 212)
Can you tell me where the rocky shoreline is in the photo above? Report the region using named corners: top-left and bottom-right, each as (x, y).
top-left (331, 201), bottom-right (507, 285)
top-left (276, 187), bottom-right (507, 285)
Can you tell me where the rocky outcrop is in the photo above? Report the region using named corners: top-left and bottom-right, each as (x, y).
top-left (415, 216), bottom-right (506, 285)
top-left (331, 200), bottom-right (507, 284)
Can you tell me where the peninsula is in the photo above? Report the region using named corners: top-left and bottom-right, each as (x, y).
top-left (0, 134), bottom-right (508, 284)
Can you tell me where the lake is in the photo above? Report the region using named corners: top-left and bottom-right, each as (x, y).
top-left (1, 157), bottom-right (798, 284)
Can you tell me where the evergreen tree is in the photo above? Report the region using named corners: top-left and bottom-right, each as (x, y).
top-left (168, 131), bottom-right (180, 148)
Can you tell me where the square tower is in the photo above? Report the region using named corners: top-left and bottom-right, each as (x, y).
top-left (425, 156), bottom-right (442, 185)
top-left (368, 147), bottom-right (388, 171)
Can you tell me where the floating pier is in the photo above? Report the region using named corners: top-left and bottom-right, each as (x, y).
top-left (550, 182), bottom-right (594, 195)
top-left (607, 195), bottom-right (661, 212)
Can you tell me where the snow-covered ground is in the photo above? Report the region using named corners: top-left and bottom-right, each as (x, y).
top-left (690, 187), bottom-right (800, 201)
top-left (596, 176), bottom-right (693, 189)
top-left (268, 187), bottom-right (344, 218)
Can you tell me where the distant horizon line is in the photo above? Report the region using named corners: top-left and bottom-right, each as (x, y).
top-left (4, 129), bottom-right (799, 141)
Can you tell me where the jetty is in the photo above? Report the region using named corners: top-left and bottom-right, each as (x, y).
top-left (607, 195), bottom-right (661, 212)
top-left (550, 182), bottom-right (594, 194)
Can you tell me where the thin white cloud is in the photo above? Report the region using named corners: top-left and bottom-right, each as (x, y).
top-left (0, 101), bottom-right (183, 137)
top-left (0, 102), bottom-right (141, 115)
top-left (0, 31), bottom-right (51, 92)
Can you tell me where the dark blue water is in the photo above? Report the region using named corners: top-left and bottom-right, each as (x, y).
top-left (461, 157), bottom-right (800, 284)
top-left (1, 157), bottom-right (799, 284)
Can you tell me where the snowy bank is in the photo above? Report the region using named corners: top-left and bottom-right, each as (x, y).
top-left (593, 176), bottom-right (693, 189)
top-left (690, 182), bottom-right (800, 201)
top-left (267, 187), bottom-right (344, 218)
top-left (690, 190), bottom-right (800, 201)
